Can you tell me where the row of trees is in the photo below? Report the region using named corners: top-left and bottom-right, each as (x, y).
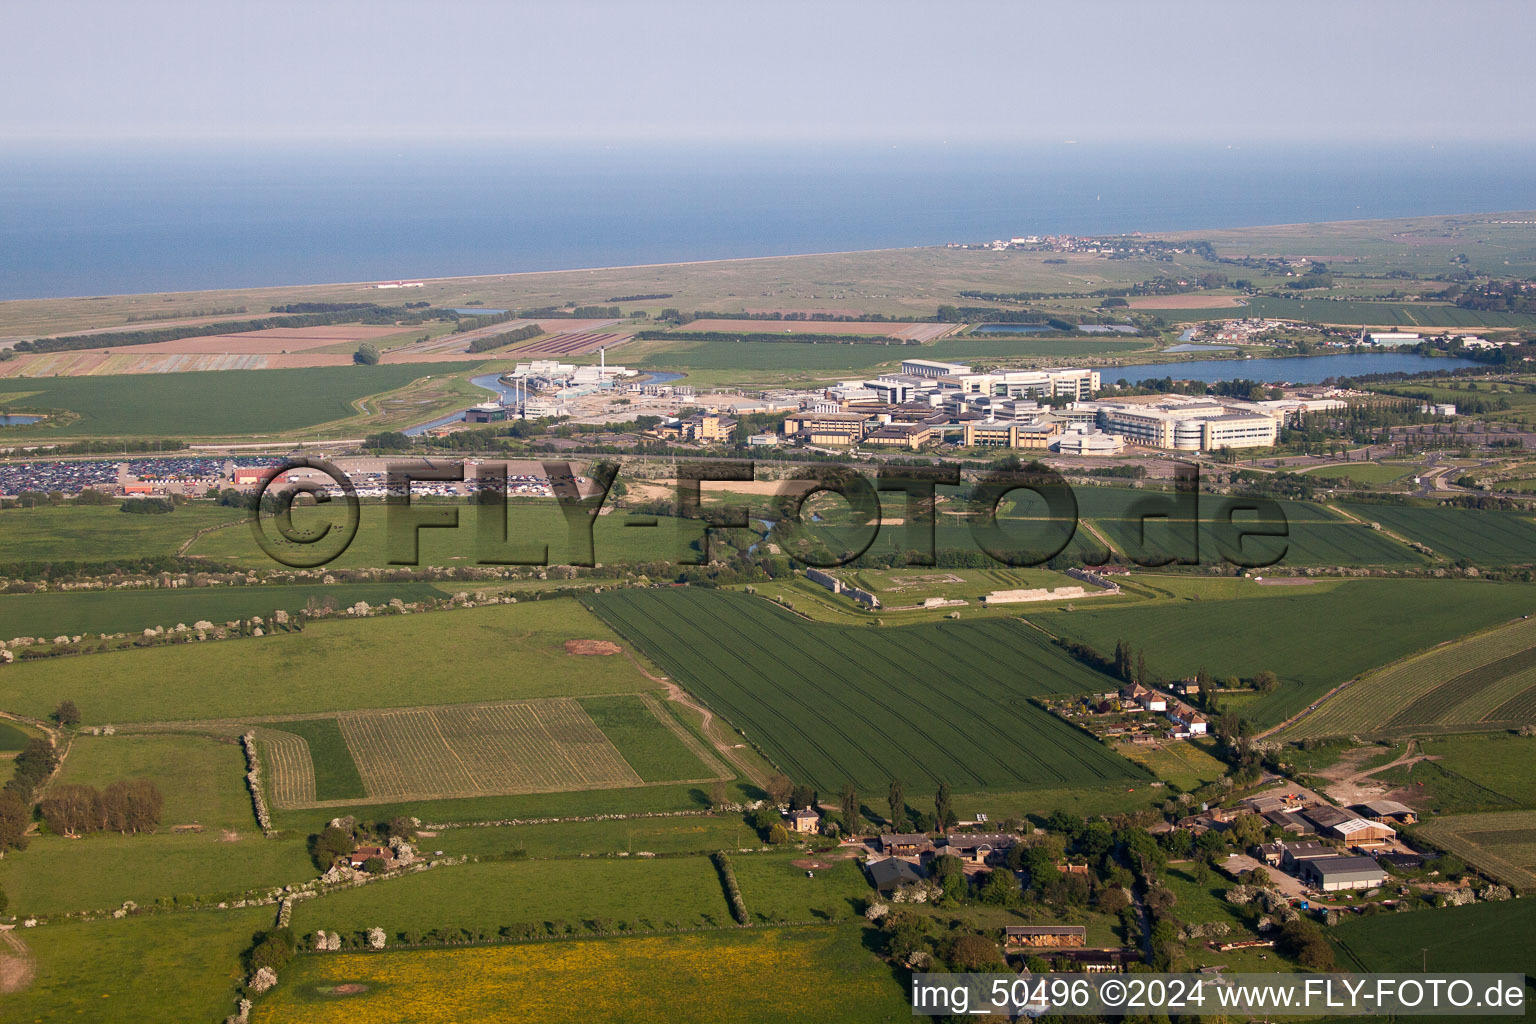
top-left (37, 780), bottom-right (164, 837)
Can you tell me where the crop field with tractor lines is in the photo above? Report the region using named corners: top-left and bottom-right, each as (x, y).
top-left (1416, 810), bottom-right (1536, 892)
top-left (1282, 615), bottom-right (1536, 739)
top-left (584, 586), bottom-right (1146, 793)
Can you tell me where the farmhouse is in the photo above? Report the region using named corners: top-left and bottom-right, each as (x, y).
top-left (943, 833), bottom-right (1017, 864)
top-left (786, 808), bottom-right (820, 834)
top-left (866, 856), bottom-right (925, 893)
top-left (1004, 925), bottom-right (1087, 949)
top-left (1167, 704), bottom-right (1207, 735)
top-left (1299, 854), bottom-right (1387, 892)
top-left (346, 844), bottom-right (395, 870)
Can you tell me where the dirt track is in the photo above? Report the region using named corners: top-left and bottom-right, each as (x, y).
top-left (0, 928), bottom-right (35, 993)
top-left (619, 649), bottom-right (769, 788)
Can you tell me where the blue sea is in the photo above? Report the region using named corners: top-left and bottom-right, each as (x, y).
top-left (2, 141), bottom-right (1534, 300)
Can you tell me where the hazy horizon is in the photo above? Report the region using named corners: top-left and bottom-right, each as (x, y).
top-left (4, 0), bottom-right (1533, 145)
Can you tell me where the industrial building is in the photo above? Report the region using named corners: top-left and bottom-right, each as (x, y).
top-left (1084, 398), bottom-right (1279, 451)
top-left (1299, 854), bottom-right (1387, 892)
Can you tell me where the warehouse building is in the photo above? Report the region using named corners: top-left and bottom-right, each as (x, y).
top-left (1299, 854), bottom-right (1387, 892)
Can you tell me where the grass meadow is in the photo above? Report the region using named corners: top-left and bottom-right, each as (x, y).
top-left (424, 815), bottom-right (755, 860)
top-left (0, 580), bottom-right (450, 639)
top-left (0, 831), bottom-right (314, 917)
top-left (290, 855), bottom-right (732, 937)
top-left (0, 598), bottom-right (660, 723)
top-left (0, 503), bottom-right (241, 565)
top-left (728, 852), bottom-right (872, 925)
top-left (48, 732), bottom-right (255, 829)
top-left (7, 908), bottom-right (274, 1024)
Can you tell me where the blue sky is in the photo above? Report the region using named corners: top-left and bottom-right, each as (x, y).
top-left (3, 0), bottom-right (1532, 143)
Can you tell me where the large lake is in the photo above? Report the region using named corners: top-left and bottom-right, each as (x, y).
top-left (1110, 352), bottom-right (1479, 384)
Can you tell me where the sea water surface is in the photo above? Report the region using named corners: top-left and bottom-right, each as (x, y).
top-left (3, 140), bottom-right (1535, 300)
top-left (1111, 352), bottom-right (1479, 384)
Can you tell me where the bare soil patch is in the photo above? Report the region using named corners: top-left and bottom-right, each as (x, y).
top-left (790, 858), bottom-right (833, 870)
top-left (565, 639), bottom-right (621, 656)
top-left (1255, 577), bottom-right (1316, 586)
top-left (0, 930), bottom-right (35, 994)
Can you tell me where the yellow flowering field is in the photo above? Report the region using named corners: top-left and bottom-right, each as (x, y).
top-left (254, 925), bottom-right (909, 1023)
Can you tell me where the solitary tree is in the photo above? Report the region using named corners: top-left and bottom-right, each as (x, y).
top-left (887, 779), bottom-right (906, 830)
top-left (840, 783), bottom-right (858, 833)
top-left (52, 700), bottom-right (81, 727)
top-left (0, 791), bottom-right (28, 853)
top-left (353, 343), bottom-right (380, 365)
top-left (764, 773), bottom-right (792, 807)
top-left (934, 781), bottom-right (953, 831)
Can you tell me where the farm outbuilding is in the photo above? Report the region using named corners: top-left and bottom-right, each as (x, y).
top-left (1300, 855), bottom-right (1387, 892)
top-left (1004, 925), bottom-right (1087, 949)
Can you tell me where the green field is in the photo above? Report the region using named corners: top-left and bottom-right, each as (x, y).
top-left (1116, 740), bottom-right (1230, 790)
top-left (1371, 733), bottom-right (1536, 814)
top-left (1301, 462), bottom-right (1421, 484)
top-left (1405, 733), bottom-right (1536, 806)
top-left (1331, 899), bottom-right (1536, 984)
top-left (580, 695), bottom-right (720, 783)
top-left (0, 598), bottom-right (660, 724)
top-left (5, 908), bottom-right (274, 1024)
top-left (0, 503), bottom-right (241, 565)
top-left (49, 732), bottom-right (256, 829)
top-left (1416, 809), bottom-right (1536, 891)
top-left (0, 831), bottom-right (315, 917)
top-left (187, 501), bottom-right (706, 569)
top-left (266, 717), bottom-right (368, 801)
top-left (425, 816), bottom-right (755, 860)
top-left (254, 924), bottom-right (908, 1024)
top-left (585, 587), bottom-right (1147, 793)
top-left (1036, 578), bottom-right (1532, 728)
top-left (0, 719), bottom-right (32, 751)
top-left (1147, 295), bottom-right (1536, 328)
top-left (728, 852), bottom-right (872, 925)
top-left (1340, 504), bottom-right (1536, 565)
top-left (1283, 615), bottom-right (1536, 739)
top-left (291, 855), bottom-right (732, 936)
top-left (0, 362), bottom-right (466, 437)
top-left (0, 581), bottom-right (450, 639)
